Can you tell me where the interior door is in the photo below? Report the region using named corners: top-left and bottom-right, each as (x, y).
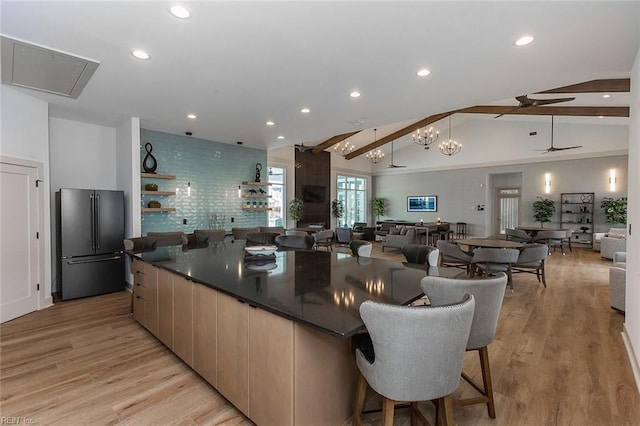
top-left (496, 187), bottom-right (521, 236)
top-left (1, 162), bottom-right (39, 322)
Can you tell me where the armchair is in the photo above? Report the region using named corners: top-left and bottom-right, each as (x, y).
top-left (601, 231), bottom-right (626, 260)
top-left (382, 227), bottom-right (416, 252)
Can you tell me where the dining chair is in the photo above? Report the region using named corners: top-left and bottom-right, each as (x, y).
top-left (274, 234), bottom-right (315, 250)
top-left (436, 240), bottom-right (473, 271)
top-left (245, 232), bottom-right (281, 246)
top-left (533, 230), bottom-right (567, 255)
top-left (512, 243), bottom-right (549, 287)
top-left (335, 227), bottom-right (354, 248)
top-left (421, 273), bottom-right (507, 419)
top-left (353, 295), bottom-right (475, 426)
top-left (562, 229), bottom-right (573, 252)
top-left (313, 229), bottom-right (334, 251)
top-left (402, 244), bottom-right (440, 269)
top-left (470, 248), bottom-right (520, 291)
top-left (505, 228), bottom-right (533, 243)
top-left (285, 230), bottom-right (309, 236)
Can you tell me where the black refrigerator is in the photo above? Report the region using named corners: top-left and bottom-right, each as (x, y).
top-left (57, 188), bottom-right (125, 300)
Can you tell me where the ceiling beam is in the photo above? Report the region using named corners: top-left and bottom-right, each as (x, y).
top-left (457, 105), bottom-right (629, 117)
top-left (311, 130), bottom-right (360, 154)
top-left (536, 78), bottom-right (630, 94)
top-left (345, 111), bottom-right (454, 160)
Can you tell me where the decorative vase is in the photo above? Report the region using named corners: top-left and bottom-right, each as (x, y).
top-left (145, 183), bottom-right (158, 191)
top-left (142, 142), bottom-right (158, 173)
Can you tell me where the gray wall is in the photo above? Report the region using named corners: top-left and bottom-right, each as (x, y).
top-left (373, 155), bottom-right (628, 237)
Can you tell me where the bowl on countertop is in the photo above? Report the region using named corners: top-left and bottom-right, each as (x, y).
top-left (245, 245), bottom-right (277, 257)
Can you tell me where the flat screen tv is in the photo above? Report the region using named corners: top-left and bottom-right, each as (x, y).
top-left (303, 185), bottom-right (327, 203)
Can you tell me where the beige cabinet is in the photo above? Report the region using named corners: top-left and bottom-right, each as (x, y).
top-left (193, 284), bottom-right (218, 386)
top-left (173, 275), bottom-right (193, 367)
top-left (157, 269), bottom-right (174, 349)
top-left (217, 292), bottom-right (249, 416)
top-left (249, 306), bottom-right (294, 426)
top-left (143, 263), bottom-right (159, 336)
top-left (132, 258), bottom-right (145, 324)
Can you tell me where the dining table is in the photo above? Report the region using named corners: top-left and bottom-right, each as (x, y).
top-left (515, 226), bottom-right (561, 237)
top-left (455, 237), bottom-right (525, 251)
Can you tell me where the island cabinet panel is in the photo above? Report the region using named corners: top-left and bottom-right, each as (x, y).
top-left (193, 284), bottom-right (218, 387)
top-left (248, 306), bottom-right (294, 426)
top-left (157, 269), bottom-right (174, 349)
top-left (173, 276), bottom-right (193, 367)
top-left (294, 324), bottom-right (359, 425)
top-left (143, 263), bottom-right (159, 336)
top-left (132, 258), bottom-right (145, 324)
top-left (217, 292), bottom-right (249, 416)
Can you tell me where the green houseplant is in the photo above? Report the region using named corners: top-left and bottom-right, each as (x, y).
top-left (600, 197), bottom-right (627, 225)
top-left (289, 197), bottom-right (304, 225)
top-left (331, 199), bottom-right (344, 225)
top-left (371, 197), bottom-right (385, 223)
top-left (532, 197), bottom-right (556, 227)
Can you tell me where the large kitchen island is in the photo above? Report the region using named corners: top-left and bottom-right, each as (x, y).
top-left (129, 242), bottom-right (430, 426)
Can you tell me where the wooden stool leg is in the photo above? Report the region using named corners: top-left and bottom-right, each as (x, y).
top-left (479, 346), bottom-right (496, 418)
top-left (441, 395), bottom-right (455, 426)
top-left (353, 372), bottom-right (368, 426)
top-left (382, 397), bottom-right (395, 426)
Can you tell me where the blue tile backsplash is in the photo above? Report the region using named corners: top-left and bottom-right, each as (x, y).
top-left (140, 129), bottom-right (267, 234)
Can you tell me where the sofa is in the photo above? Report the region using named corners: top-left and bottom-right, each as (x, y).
top-left (609, 251), bottom-right (626, 312)
top-left (382, 227), bottom-right (416, 252)
top-left (600, 228), bottom-right (627, 260)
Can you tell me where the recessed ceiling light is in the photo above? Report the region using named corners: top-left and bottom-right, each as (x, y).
top-left (131, 49), bottom-right (151, 60)
top-left (300, 108), bottom-right (310, 114)
top-left (602, 94), bottom-right (611, 98)
top-left (416, 69), bottom-right (431, 77)
top-left (514, 35), bottom-right (534, 46)
top-left (266, 121), bottom-right (275, 126)
top-left (169, 5), bottom-right (191, 19)
top-left (186, 113), bottom-right (197, 119)
top-left (277, 135), bottom-right (285, 140)
top-left (350, 91), bottom-right (361, 98)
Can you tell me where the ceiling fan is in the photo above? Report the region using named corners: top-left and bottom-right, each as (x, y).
top-left (295, 143), bottom-right (312, 152)
top-left (387, 140), bottom-right (406, 168)
top-left (495, 94), bottom-right (576, 118)
top-left (538, 115), bottom-right (582, 154)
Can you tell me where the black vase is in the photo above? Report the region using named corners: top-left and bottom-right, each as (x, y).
top-left (142, 142), bottom-right (158, 173)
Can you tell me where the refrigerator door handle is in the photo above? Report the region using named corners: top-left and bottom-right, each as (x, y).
top-left (90, 193), bottom-right (96, 250)
top-left (66, 255), bottom-right (122, 265)
top-left (95, 193), bottom-right (101, 250)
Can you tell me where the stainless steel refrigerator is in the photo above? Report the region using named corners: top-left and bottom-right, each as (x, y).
top-left (57, 188), bottom-right (125, 300)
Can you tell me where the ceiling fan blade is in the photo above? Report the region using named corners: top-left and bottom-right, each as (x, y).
top-left (531, 97), bottom-right (576, 106)
top-left (552, 145), bottom-right (583, 151)
top-left (388, 164), bottom-right (407, 168)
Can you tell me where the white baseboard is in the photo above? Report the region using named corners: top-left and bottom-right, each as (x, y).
top-left (622, 323), bottom-right (640, 393)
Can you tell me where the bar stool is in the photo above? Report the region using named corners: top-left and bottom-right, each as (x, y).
top-left (455, 222), bottom-right (467, 239)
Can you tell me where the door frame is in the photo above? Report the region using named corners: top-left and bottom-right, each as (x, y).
top-left (494, 186), bottom-right (522, 237)
top-left (1, 155), bottom-right (47, 312)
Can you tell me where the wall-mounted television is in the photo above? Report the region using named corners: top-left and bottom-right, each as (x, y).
top-left (303, 185), bottom-right (327, 203)
top-left (407, 195), bottom-right (437, 212)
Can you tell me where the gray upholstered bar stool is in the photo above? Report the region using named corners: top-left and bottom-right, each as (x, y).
top-left (421, 273), bottom-right (508, 420)
top-left (353, 295), bottom-right (475, 426)
top-left (274, 234), bottom-right (314, 250)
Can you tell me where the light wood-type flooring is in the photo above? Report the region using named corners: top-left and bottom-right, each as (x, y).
top-left (1, 243), bottom-right (638, 425)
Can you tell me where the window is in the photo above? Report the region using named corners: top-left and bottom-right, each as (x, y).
top-left (336, 175), bottom-right (366, 227)
top-left (268, 167), bottom-right (285, 227)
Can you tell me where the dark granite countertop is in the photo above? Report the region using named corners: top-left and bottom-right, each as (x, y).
top-left (131, 242), bottom-right (456, 339)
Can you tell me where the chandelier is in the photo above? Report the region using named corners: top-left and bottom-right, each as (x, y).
top-left (439, 116), bottom-right (462, 156)
top-left (366, 128), bottom-right (385, 164)
top-left (412, 126), bottom-right (439, 150)
top-left (334, 141), bottom-right (355, 157)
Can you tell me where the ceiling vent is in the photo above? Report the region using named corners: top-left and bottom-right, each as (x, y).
top-left (1, 36), bottom-right (99, 99)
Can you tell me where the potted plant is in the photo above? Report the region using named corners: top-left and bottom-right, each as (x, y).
top-left (532, 197), bottom-right (556, 227)
top-left (289, 197), bottom-right (304, 225)
top-left (331, 199), bottom-right (344, 225)
top-left (371, 197), bottom-right (385, 223)
top-left (600, 197), bottom-right (627, 225)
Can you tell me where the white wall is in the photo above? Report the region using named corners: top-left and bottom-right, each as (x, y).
top-left (373, 155), bottom-right (628, 237)
top-left (624, 44), bottom-right (640, 391)
top-left (0, 86), bottom-right (53, 307)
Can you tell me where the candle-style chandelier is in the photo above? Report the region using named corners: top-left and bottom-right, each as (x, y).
top-left (438, 116), bottom-right (462, 156)
top-left (412, 126), bottom-right (439, 150)
top-left (334, 141), bottom-right (355, 157)
top-left (366, 128), bottom-right (385, 164)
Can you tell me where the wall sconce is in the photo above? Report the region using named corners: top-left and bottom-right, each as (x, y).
top-left (544, 173), bottom-right (551, 194)
top-left (187, 182), bottom-right (191, 197)
top-left (609, 169), bottom-right (617, 192)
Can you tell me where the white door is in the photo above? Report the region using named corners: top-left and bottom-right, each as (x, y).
top-left (496, 187), bottom-right (521, 236)
top-left (1, 162), bottom-right (39, 322)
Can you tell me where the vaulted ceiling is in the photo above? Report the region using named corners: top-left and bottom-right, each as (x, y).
top-left (2, 1), bottom-right (638, 156)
